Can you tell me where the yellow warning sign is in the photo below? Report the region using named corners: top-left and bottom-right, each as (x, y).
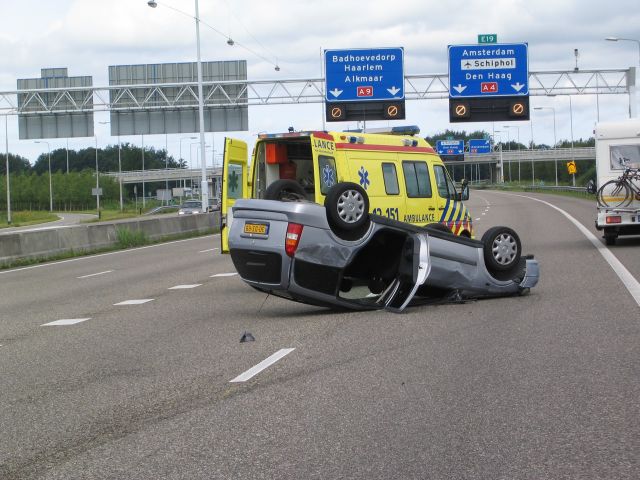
top-left (567, 161), bottom-right (577, 175)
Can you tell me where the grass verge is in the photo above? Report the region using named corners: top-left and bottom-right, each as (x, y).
top-left (0, 211), bottom-right (60, 228)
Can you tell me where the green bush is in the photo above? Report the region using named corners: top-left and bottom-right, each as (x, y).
top-left (115, 227), bottom-right (148, 248)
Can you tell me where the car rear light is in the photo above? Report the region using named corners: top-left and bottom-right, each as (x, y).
top-left (285, 223), bottom-right (304, 257)
top-left (606, 216), bottom-right (622, 224)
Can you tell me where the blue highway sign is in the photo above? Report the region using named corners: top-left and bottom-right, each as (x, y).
top-left (436, 140), bottom-right (465, 155)
top-left (448, 43), bottom-right (528, 98)
top-left (468, 139), bottom-right (491, 154)
top-left (325, 47), bottom-right (404, 102)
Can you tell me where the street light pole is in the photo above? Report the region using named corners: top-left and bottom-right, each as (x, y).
top-left (606, 37), bottom-right (640, 118)
top-left (5, 115), bottom-right (11, 224)
top-left (534, 106), bottom-right (557, 185)
top-left (148, 0), bottom-right (208, 213)
top-left (35, 140), bottom-right (52, 212)
top-left (569, 96), bottom-right (576, 187)
top-left (95, 136), bottom-right (100, 215)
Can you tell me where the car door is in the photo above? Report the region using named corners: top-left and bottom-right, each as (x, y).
top-left (221, 138), bottom-right (248, 253)
top-left (383, 233), bottom-right (431, 312)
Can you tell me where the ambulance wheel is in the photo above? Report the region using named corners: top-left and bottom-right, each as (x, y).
top-left (481, 226), bottom-right (522, 272)
top-left (425, 222), bottom-right (452, 235)
top-left (264, 179), bottom-right (306, 201)
top-left (325, 182), bottom-right (370, 232)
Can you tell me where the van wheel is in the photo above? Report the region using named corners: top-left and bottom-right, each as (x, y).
top-left (325, 182), bottom-right (370, 232)
top-left (424, 222), bottom-right (452, 235)
top-left (481, 226), bottom-right (522, 272)
top-left (264, 179), bottom-right (306, 201)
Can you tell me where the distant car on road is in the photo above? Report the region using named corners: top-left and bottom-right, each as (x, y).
top-left (178, 198), bottom-right (220, 215)
top-left (178, 200), bottom-right (204, 215)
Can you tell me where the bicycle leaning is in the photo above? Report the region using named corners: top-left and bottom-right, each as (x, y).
top-left (596, 167), bottom-right (640, 208)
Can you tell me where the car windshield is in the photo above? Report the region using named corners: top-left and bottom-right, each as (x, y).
top-left (182, 201), bottom-right (201, 208)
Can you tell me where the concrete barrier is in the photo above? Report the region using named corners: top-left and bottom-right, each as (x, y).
top-left (0, 213), bottom-right (220, 264)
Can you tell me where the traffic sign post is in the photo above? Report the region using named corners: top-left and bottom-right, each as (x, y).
top-left (436, 140), bottom-right (465, 161)
top-left (478, 34), bottom-right (498, 44)
top-left (325, 47), bottom-right (405, 102)
top-left (448, 43), bottom-right (528, 98)
top-left (448, 42), bottom-right (530, 123)
top-left (324, 47), bottom-right (405, 122)
top-left (468, 139), bottom-right (491, 154)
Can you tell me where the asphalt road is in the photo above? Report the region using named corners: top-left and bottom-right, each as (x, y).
top-left (1, 191), bottom-right (638, 479)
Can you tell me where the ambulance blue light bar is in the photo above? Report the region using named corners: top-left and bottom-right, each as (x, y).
top-left (343, 125), bottom-right (420, 136)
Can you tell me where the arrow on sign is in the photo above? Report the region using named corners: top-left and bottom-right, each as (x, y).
top-left (511, 82), bottom-right (525, 92)
top-left (330, 88), bottom-right (343, 98)
top-left (452, 84), bottom-right (467, 94)
top-left (387, 86), bottom-right (401, 96)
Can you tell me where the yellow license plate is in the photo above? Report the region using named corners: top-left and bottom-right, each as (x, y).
top-left (244, 222), bottom-right (269, 235)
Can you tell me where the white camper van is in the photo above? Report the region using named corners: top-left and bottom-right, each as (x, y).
top-left (594, 119), bottom-right (640, 245)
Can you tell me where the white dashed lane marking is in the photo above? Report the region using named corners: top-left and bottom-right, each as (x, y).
top-left (77, 270), bottom-right (113, 279)
top-left (42, 318), bottom-right (91, 326)
top-left (114, 299), bottom-right (154, 306)
top-left (230, 348), bottom-right (296, 383)
top-left (168, 284), bottom-right (202, 290)
top-left (211, 272), bottom-right (238, 278)
top-left (199, 248), bottom-right (218, 253)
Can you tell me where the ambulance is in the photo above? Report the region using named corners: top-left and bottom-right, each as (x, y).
top-left (221, 126), bottom-right (472, 251)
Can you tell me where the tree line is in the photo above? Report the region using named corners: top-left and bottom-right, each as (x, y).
top-left (0, 144), bottom-right (184, 211)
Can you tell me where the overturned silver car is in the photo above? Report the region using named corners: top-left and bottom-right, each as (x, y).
top-left (227, 198), bottom-right (539, 312)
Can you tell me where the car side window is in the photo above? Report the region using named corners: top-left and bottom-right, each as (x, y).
top-left (382, 163), bottom-right (399, 195)
top-left (402, 161), bottom-right (432, 198)
top-left (433, 165), bottom-right (450, 198)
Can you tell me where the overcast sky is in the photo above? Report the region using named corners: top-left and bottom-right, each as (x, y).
top-left (1, 0), bottom-right (639, 167)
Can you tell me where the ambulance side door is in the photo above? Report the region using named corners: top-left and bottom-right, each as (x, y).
top-left (221, 138), bottom-right (248, 253)
top-left (433, 163), bottom-right (465, 233)
top-left (400, 159), bottom-right (436, 225)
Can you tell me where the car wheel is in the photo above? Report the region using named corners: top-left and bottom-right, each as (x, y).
top-left (481, 226), bottom-right (522, 272)
top-left (324, 182), bottom-right (370, 232)
top-left (264, 179), bottom-right (307, 201)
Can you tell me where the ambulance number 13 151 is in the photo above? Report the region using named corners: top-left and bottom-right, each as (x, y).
top-left (372, 207), bottom-right (399, 220)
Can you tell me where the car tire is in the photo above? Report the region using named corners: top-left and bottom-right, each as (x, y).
top-left (481, 226), bottom-right (522, 272)
top-left (264, 179), bottom-right (307, 201)
top-left (324, 182), bottom-right (370, 232)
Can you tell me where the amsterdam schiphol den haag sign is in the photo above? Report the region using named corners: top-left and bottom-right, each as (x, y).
top-left (448, 43), bottom-right (529, 97)
top-left (324, 47), bottom-right (405, 102)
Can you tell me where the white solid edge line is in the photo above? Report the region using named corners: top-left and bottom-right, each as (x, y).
top-left (0, 233), bottom-right (220, 276)
top-left (230, 348), bottom-right (296, 383)
top-left (497, 192), bottom-right (640, 307)
top-left (77, 270), bottom-right (113, 279)
top-left (42, 318), bottom-right (91, 326)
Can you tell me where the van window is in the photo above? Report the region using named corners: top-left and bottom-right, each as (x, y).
top-left (318, 155), bottom-right (337, 195)
top-left (402, 161), bottom-right (432, 198)
top-left (433, 165), bottom-right (450, 198)
top-left (253, 143), bottom-right (266, 198)
top-left (610, 144), bottom-right (640, 169)
top-left (382, 163), bottom-right (399, 195)
top-left (227, 164), bottom-right (243, 199)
